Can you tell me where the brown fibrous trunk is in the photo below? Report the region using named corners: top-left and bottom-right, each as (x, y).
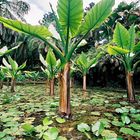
top-left (46, 80), bottom-right (49, 94)
top-left (59, 62), bottom-right (71, 118)
top-left (83, 75), bottom-right (86, 91)
top-left (11, 78), bottom-right (16, 92)
top-left (70, 78), bottom-right (74, 88)
top-left (50, 78), bottom-right (55, 96)
top-left (126, 71), bottom-right (135, 102)
top-left (0, 80), bottom-right (3, 89)
top-left (7, 78), bottom-right (10, 88)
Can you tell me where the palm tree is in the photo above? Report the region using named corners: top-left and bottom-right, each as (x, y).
top-left (0, 0), bottom-right (115, 118)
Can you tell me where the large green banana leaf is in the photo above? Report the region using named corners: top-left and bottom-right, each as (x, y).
top-left (0, 17), bottom-right (65, 62)
top-left (76, 52), bottom-right (87, 69)
top-left (78, 0), bottom-right (115, 34)
top-left (46, 49), bottom-right (57, 67)
top-left (8, 56), bottom-right (18, 71)
top-left (0, 17), bottom-right (52, 39)
top-left (88, 52), bottom-right (103, 68)
top-left (113, 22), bottom-right (130, 49)
top-left (128, 25), bottom-right (135, 50)
top-left (108, 45), bottom-right (129, 55)
top-left (0, 45), bottom-right (20, 57)
top-left (57, 0), bottom-right (83, 37)
top-left (132, 42), bottom-right (140, 52)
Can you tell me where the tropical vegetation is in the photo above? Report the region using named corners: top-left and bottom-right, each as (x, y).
top-left (0, 0), bottom-right (140, 139)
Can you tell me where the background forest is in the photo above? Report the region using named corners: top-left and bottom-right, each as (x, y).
top-left (0, 0), bottom-right (140, 89)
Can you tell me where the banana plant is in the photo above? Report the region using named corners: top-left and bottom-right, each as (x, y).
top-left (70, 65), bottom-right (76, 88)
top-left (25, 71), bottom-right (40, 85)
top-left (0, 69), bottom-right (6, 89)
top-left (75, 51), bottom-right (104, 91)
top-left (0, 45), bottom-right (20, 57)
top-left (40, 49), bottom-right (61, 96)
top-left (1, 56), bottom-right (26, 92)
top-left (0, 0), bottom-right (115, 117)
top-left (108, 22), bottom-right (140, 102)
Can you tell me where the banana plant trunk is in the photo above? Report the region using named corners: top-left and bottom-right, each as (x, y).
top-left (50, 78), bottom-right (54, 96)
top-left (46, 80), bottom-right (49, 94)
top-left (7, 78), bottom-right (10, 88)
top-left (83, 75), bottom-right (86, 91)
top-left (11, 78), bottom-right (16, 92)
top-left (126, 71), bottom-right (135, 102)
top-left (70, 78), bottom-right (74, 88)
top-left (0, 80), bottom-right (3, 89)
top-left (59, 63), bottom-right (71, 118)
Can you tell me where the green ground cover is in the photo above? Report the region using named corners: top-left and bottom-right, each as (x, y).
top-left (0, 85), bottom-right (140, 140)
